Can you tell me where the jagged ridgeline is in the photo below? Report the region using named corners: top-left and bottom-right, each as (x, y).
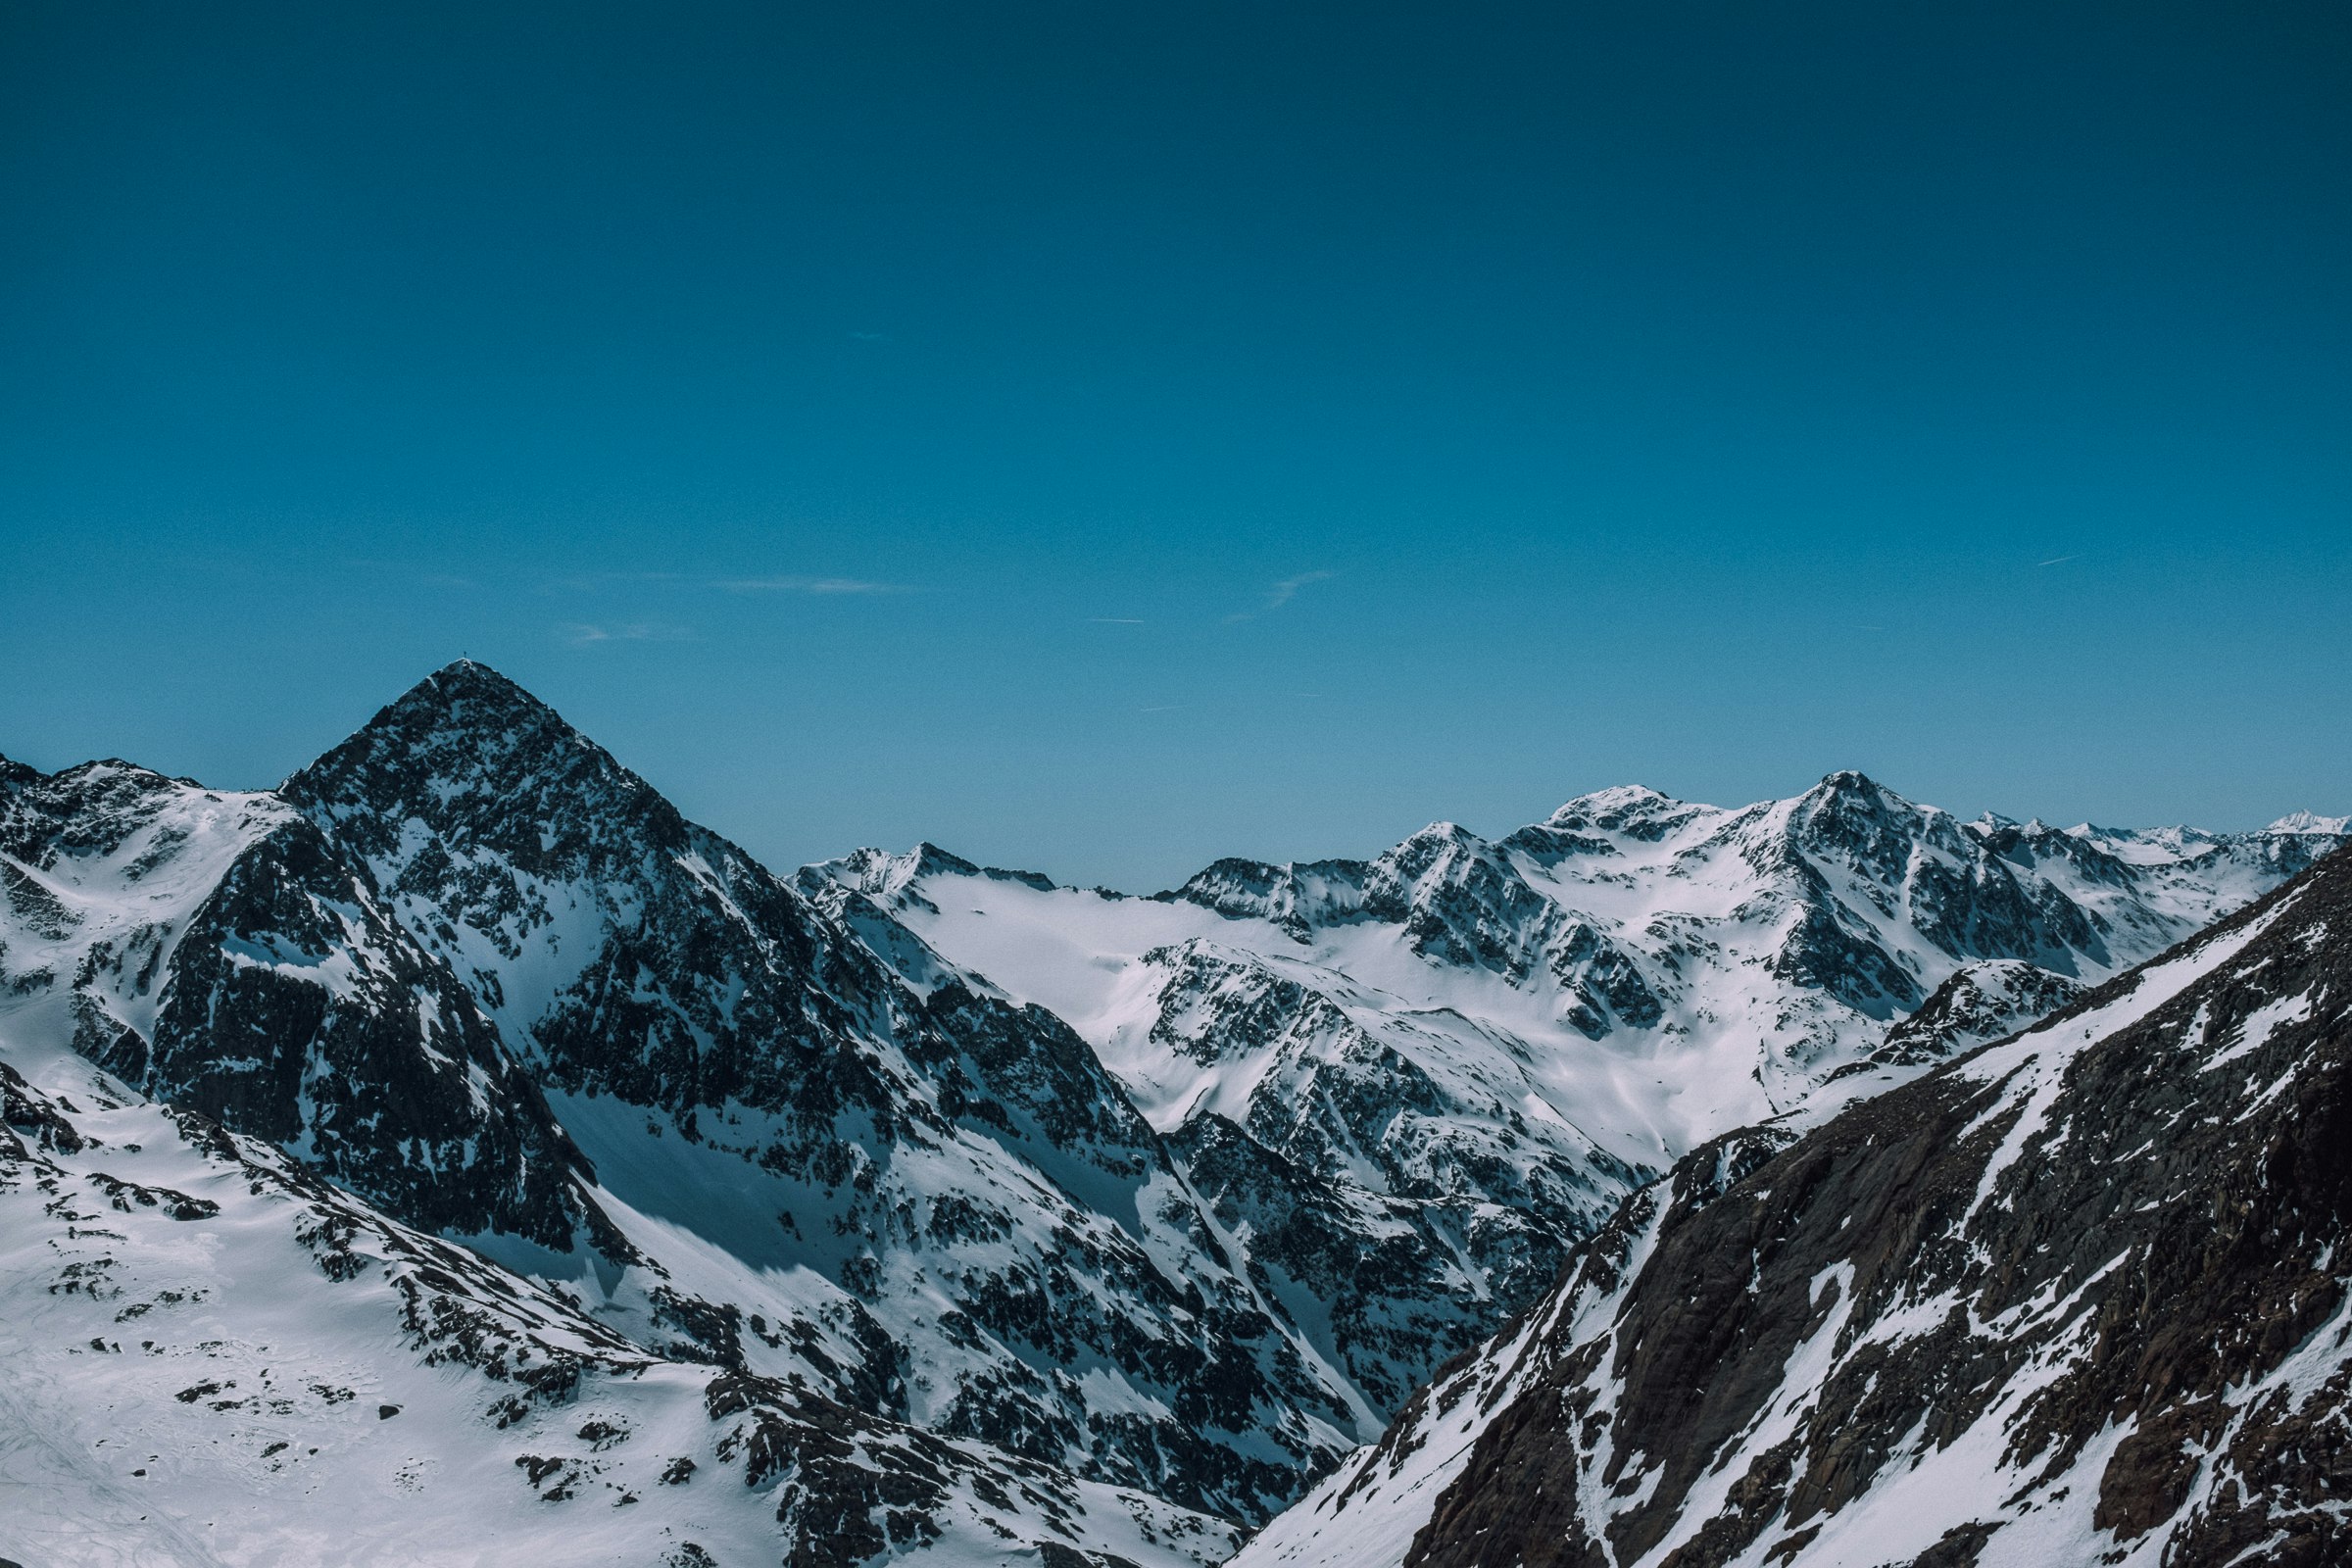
top-left (1237, 838), bottom-right (2352, 1568)
top-left (820, 772), bottom-right (2341, 1423)
top-left (0, 659), bottom-right (2342, 1566)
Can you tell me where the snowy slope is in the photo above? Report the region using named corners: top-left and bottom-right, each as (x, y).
top-left (0, 1039), bottom-right (1241, 1568)
top-left (1235, 837), bottom-right (2352, 1568)
top-left (819, 779), bottom-right (2345, 1419)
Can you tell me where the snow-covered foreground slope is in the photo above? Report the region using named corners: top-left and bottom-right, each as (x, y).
top-left (820, 788), bottom-right (2343, 1419)
top-left (1236, 838), bottom-right (2352, 1568)
top-left (0, 1038), bottom-right (1241, 1568)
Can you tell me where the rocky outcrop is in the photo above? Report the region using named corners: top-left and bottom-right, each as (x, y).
top-left (0, 756), bottom-right (609, 1250)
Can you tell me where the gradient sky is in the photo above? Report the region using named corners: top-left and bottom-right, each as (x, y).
top-left (3, 2), bottom-right (2347, 890)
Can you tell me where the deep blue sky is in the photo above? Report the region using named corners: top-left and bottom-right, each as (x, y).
top-left (4, 3), bottom-right (2347, 888)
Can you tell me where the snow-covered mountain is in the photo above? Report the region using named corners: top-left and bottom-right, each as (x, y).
top-left (1234, 817), bottom-right (2352, 1568)
top-left (0, 663), bottom-right (1372, 1555)
top-left (0, 755), bottom-right (606, 1250)
top-left (819, 781), bottom-right (2345, 1416)
top-left (1, 661), bottom-right (2339, 1564)
top-left (274, 662), bottom-right (1370, 1519)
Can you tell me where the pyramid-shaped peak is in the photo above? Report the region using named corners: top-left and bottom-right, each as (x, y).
top-left (1788, 770), bottom-right (1932, 825)
top-left (1384, 820), bottom-right (1497, 858)
top-left (1810, 768), bottom-right (1886, 799)
top-left (308, 660), bottom-right (585, 760)
top-left (280, 660), bottom-right (670, 859)
top-left (392, 659), bottom-right (562, 722)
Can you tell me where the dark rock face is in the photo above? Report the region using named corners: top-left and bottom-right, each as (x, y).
top-left (0, 755), bottom-right (607, 1250)
top-left (1309, 843), bottom-right (2352, 1568)
top-left (1144, 934), bottom-right (1647, 1414)
top-left (1161, 857), bottom-right (1372, 942)
top-left (146, 816), bottom-right (600, 1248)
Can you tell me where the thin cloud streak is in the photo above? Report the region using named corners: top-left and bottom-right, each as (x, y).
top-left (561, 621), bottom-right (696, 647)
top-left (2037, 555), bottom-right (2080, 567)
top-left (1227, 569), bottom-right (1334, 621)
top-left (1264, 569), bottom-right (1333, 610)
top-left (544, 570), bottom-right (682, 592)
top-left (716, 575), bottom-right (911, 595)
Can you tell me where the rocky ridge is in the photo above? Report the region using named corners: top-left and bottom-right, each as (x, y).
top-left (0, 757), bottom-right (609, 1250)
top-left (823, 781), bottom-right (2344, 1433)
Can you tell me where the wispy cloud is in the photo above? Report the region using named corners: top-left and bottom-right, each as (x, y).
top-left (1228, 569), bottom-right (1334, 622)
top-left (715, 575), bottom-right (911, 596)
top-left (544, 570), bottom-right (680, 593)
top-left (2037, 554), bottom-right (2080, 567)
top-left (561, 622), bottom-right (696, 647)
top-left (1090, 616), bottom-right (1146, 624)
top-left (1264, 570), bottom-right (1333, 610)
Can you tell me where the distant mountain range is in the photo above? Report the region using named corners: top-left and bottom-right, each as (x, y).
top-left (821, 769), bottom-right (2340, 1419)
top-left (1236, 807), bottom-right (2352, 1568)
top-left (1, 662), bottom-right (2342, 1566)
